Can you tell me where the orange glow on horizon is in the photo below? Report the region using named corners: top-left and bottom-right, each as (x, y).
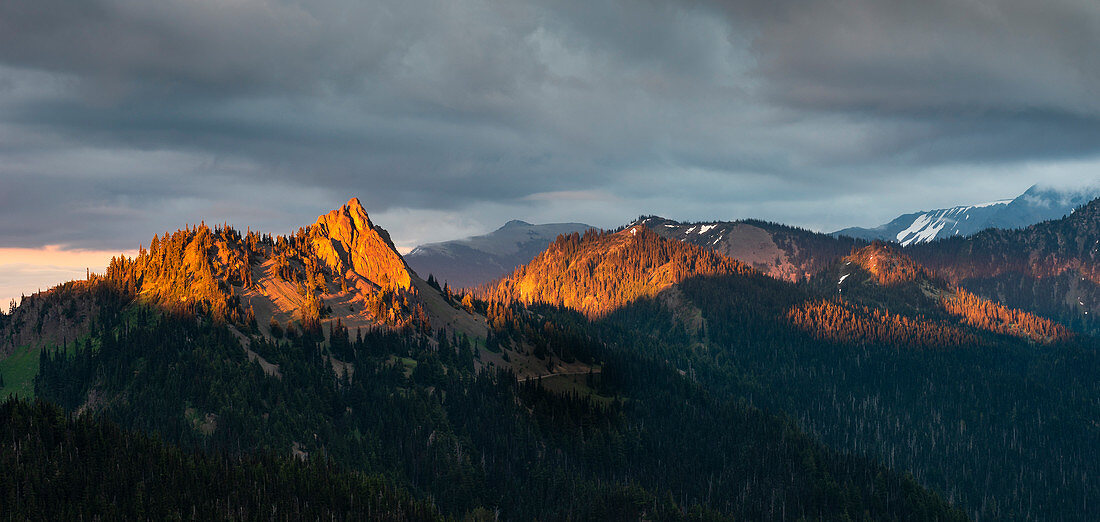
top-left (0, 245), bottom-right (138, 309)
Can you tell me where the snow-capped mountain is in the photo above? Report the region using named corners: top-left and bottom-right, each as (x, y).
top-left (834, 200), bottom-right (1012, 246)
top-left (834, 184), bottom-right (1100, 245)
top-left (405, 220), bottom-right (592, 289)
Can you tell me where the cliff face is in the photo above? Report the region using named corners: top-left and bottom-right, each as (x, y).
top-left (310, 198), bottom-right (412, 292)
top-left (0, 281), bottom-right (114, 358)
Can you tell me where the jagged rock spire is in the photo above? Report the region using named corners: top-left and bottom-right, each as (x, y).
top-left (310, 198), bottom-right (412, 292)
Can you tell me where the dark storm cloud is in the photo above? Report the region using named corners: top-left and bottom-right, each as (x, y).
top-left (724, 0), bottom-right (1100, 114)
top-left (1, 0), bottom-right (1099, 252)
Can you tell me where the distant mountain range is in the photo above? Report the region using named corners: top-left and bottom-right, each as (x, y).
top-left (834, 184), bottom-right (1100, 245)
top-left (405, 220), bottom-right (592, 289)
top-left (406, 183), bottom-right (1098, 289)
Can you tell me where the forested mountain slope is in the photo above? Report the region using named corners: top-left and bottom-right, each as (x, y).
top-left (0, 198), bottom-right (450, 360)
top-left (483, 224), bottom-right (1098, 520)
top-left (0, 198), bottom-right (501, 396)
top-left (0, 398), bottom-right (438, 520)
top-left (812, 242), bottom-right (1073, 345)
top-left (907, 196), bottom-right (1100, 334)
top-left (635, 200), bottom-right (1100, 341)
top-left (601, 254), bottom-right (1099, 521)
top-left (18, 284), bottom-right (964, 520)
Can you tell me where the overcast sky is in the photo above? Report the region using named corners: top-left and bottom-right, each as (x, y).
top-left (3, 0), bottom-right (1100, 303)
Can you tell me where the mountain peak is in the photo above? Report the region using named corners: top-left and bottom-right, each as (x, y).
top-left (630, 215), bottom-right (671, 228)
top-left (405, 220), bottom-right (595, 289)
top-left (345, 196), bottom-right (369, 217)
top-left (318, 197), bottom-right (374, 234)
top-left (311, 198), bottom-right (411, 291)
top-left (346, 196), bottom-right (365, 209)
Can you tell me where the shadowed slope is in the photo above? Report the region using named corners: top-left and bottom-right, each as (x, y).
top-left (820, 242), bottom-right (1073, 344)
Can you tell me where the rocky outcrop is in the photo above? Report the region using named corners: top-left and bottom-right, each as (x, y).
top-left (310, 198), bottom-right (412, 292)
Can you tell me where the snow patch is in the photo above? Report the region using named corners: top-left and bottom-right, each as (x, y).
top-left (896, 213), bottom-right (948, 246)
top-left (698, 224), bottom-right (717, 234)
top-left (896, 214), bottom-right (933, 242)
top-left (838, 274), bottom-right (850, 285)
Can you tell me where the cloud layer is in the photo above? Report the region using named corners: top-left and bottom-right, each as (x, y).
top-left (1, 0), bottom-right (1099, 254)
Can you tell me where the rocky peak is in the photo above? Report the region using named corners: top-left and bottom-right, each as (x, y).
top-left (310, 198), bottom-right (412, 292)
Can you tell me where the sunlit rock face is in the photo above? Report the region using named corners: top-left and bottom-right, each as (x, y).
top-left (310, 198), bottom-right (412, 292)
